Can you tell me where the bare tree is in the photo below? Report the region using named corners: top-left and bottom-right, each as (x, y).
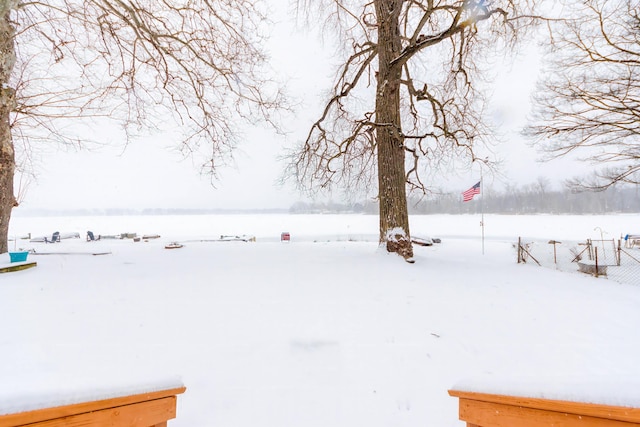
top-left (527, 0), bottom-right (640, 190)
top-left (289, 0), bottom-right (536, 261)
top-left (0, 0), bottom-right (286, 253)
top-left (0, 0), bottom-right (18, 254)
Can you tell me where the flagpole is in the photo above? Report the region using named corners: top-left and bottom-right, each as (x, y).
top-left (480, 167), bottom-right (485, 255)
top-left (461, 175), bottom-right (483, 253)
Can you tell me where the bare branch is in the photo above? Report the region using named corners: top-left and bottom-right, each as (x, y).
top-left (12, 0), bottom-right (288, 177)
top-left (0, 0), bottom-right (289, 252)
top-left (291, 0), bottom-right (538, 196)
top-left (527, 0), bottom-right (640, 190)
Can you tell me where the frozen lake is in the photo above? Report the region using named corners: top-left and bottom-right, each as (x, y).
top-left (9, 212), bottom-right (639, 243)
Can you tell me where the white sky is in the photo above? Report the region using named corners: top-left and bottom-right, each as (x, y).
top-left (14, 3), bottom-right (589, 211)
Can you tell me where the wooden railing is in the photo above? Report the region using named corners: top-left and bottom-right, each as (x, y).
top-left (449, 389), bottom-right (640, 426)
top-left (0, 386), bottom-right (186, 427)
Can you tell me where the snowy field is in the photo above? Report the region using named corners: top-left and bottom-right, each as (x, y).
top-left (2, 213), bottom-right (640, 426)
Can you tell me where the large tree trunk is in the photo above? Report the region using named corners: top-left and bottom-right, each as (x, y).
top-left (0, 2), bottom-right (16, 254)
top-left (375, 0), bottom-right (413, 262)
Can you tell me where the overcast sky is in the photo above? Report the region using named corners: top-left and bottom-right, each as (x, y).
top-left (14, 3), bottom-right (589, 212)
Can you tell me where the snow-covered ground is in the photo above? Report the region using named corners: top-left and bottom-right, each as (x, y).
top-left (2, 213), bottom-right (640, 426)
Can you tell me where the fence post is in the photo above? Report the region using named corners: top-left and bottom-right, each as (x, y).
top-left (595, 247), bottom-right (599, 277)
top-left (617, 240), bottom-right (621, 266)
top-left (548, 240), bottom-right (561, 264)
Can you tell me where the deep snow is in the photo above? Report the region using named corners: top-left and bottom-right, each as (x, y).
top-left (2, 213), bottom-right (640, 426)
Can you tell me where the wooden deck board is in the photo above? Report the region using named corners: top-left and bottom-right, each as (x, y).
top-left (0, 387), bottom-right (186, 427)
top-left (450, 390), bottom-right (640, 426)
top-left (0, 261), bottom-right (37, 274)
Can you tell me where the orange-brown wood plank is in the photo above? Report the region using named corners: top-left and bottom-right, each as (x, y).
top-left (449, 390), bottom-right (640, 424)
top-left (20, 396), bottom-right (176, 427)
top-left (0, 262), bottom-right (37, 274)
top-left (0, 387), bottom-right (185, 427)
top-left (458, 398), bottom-right (640, 427)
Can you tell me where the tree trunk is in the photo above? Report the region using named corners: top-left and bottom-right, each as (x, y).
top-left (0, 1), bottom-right (16, 254)
top-left (375, 0), bottom-right (413, 262)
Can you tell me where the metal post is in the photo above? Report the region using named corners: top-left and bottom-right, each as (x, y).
top-left (617, 239), bottom-right (621, 266)
top-left (480, 169), bottom-right (484, 255)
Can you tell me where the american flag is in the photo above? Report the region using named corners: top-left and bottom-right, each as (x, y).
top-left (462, 181), bottom-right (481, 202)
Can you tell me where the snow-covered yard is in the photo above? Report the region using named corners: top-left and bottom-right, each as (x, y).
top-left (2, 213), bottom-right (640, 426)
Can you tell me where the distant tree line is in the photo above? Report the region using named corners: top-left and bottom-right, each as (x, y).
top-left (289, 183), bottom-right (640, 215)
top-left (15, 208), bottom-right (289, 217)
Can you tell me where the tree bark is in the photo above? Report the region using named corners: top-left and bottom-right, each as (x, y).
top-left (0, 1), bottom-right (16, 254)
top-left (375, 0), bottom-right (413, 261)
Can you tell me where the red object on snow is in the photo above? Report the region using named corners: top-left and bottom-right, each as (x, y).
top-left (281, 232), bottom-right (290, 242)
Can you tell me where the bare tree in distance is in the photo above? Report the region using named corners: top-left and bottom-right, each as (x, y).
top-left (288, 0), bottom-right (538, 262)
top-left (0, 0), bottom-right (287, 253)
top-left (526, 0), bottom-right (640, 191)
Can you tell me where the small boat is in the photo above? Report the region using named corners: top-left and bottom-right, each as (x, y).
top-left (164, 242), bottom-right (184, 249)
top-left (411, 236), bottom-right (434, 246)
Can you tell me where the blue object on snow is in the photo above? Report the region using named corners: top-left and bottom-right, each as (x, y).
top-left (9, 252), bottom-right (29, 263)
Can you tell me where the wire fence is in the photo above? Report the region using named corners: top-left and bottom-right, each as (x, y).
top-left (516, 237), bottom-right (640, 286)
